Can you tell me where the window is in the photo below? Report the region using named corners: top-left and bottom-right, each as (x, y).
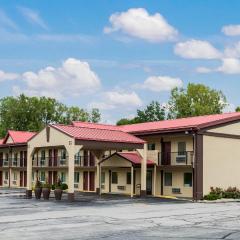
top-left (74, 172), bottom-right (80, 183)
top-left (184, 173), bottom-right (192, 187)
top-left (5, 171), bottom-right (8, 180)
top-left (41, 150), bottom-right (45, 160)
top-left (13, 153), bottom-right (18, 166)
top-left (32, 172), bottom-right (35, 181)
top-left (148, 143), bottom-right (156, 150)
top-left (178, 142), bottom-right (186, 155)
top-left (40, 172), bottom-right (45, 182)
top-left (61, 149), bottom-right (66, 159)
top-left (60, 172), bottom-right (66, 183)
top-left (13, 172), bottom-right (17, 181)
top-left (112, 172), bottom-right (118, 184)
top-left (101, 172), bottom-right (105, 184)
top-left (126, 172), bottom-right (131, 184)
top-left (164, 172), bottom-right (172, 186)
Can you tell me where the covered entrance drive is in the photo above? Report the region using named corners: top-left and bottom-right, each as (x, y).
top-left (26, 123), bottom-right (147, 201)
top-left (99, 152), bottom-right (155, 197)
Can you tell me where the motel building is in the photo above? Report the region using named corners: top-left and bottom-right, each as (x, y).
top-left (2, 112), bottom-right (240, 201)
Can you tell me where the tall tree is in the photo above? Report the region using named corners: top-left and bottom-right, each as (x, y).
top-left (117, 101), bottom-right (166, 125)
top-left (0, 94), bottom-right (101, 137)
top-left (236, 106), bottom-right (240, 112)
top-left (168, 83), bottom-right (227, 119)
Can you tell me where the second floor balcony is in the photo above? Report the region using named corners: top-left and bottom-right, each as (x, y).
top-left (74, 155), bottom-right (96, 167)
top-left (32, 156), bottom-right (68, 168)
top-left (0, 158), bottom-right (27, 167)
top-left (158, 151), bottom-right (193, 166)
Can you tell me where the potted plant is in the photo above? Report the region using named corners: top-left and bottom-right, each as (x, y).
top-left (42, 181), bottom-right (51, 200)
top-left (34, 179), bottom-right (42, 200)
top-left (54, 178), bottom-right (63, 200)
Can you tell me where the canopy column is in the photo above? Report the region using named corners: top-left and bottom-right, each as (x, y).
top-left (92, 150), bottom-right (104, 195)
top-left (68, 144), bottom-right (82, 201)
top-left (138, 143), bottom-right (147, 197)
top-left (153, 164), bottom-right (157, 196)
top-left (131, 165), bottom-right (134, 198)
top-left (26, 145), bottom-right (33, 198)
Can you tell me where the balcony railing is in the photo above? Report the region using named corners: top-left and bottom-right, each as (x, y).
top-left (74, 155), bottom-right (96, 167)
top-left (32, 156), bottom-right (68, 168)
top-left (158, 151), bottom-right (193, 166)
top-left (0, 158), bottom-right (27, 167)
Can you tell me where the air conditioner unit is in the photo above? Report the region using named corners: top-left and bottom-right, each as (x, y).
top-left (172, 188), bottom-right (181, 194)
top-left (176, 155), bottom-right (186, 163)
top-left (117, 186), bottom-right (126, 191)
top-left (12, 180), bottom-right (17, 185)
top-left (101, 184), bottom-right (105, 189)
top-left (4, 180), bottom-right (8, 184)
top-left (74, 183), bottom-right (79, 188)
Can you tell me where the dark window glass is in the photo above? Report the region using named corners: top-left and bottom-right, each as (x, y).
top-left (74, 172), bottom-right (80, 183)
top-left (178, 142), bottom-right (186, 154)
top-left (148, 143), bottom-right (156, 150)
top-left (112, 172), bottom-right (118, 184)
top-left (126, 172), bottom-right (131, 184)
top-left (184, 173), bottom-right (192, 187)
top-left (164, 172), bottom-right (172, 186)
top-left (101, 172), bottom-right (105, 184)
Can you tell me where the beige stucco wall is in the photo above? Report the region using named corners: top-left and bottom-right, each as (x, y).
top-left (208, 121), bottom-right (240, 135)
top-left (203, 135), bottom-right (240, 195)
top-left (162, 169), bottom-right (192, 198)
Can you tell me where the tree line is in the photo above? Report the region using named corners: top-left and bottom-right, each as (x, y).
top-left (0, 95), bottom-right (100, 137)
top-left (0, 83), bottom-right (238, 137)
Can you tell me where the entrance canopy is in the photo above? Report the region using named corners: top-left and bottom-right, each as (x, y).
top-left (51, 124), bottom-right (145, 150)
top-left (100, 151), bottom-right (155, 167)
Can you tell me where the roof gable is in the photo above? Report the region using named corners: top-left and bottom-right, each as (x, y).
top-left (2, 130), bottom-right (36, 145)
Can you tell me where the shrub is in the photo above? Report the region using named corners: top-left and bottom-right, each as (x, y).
top-left (203, 193), bottom-right (220, 201)
top-left (61, 183), bottom-right (68, 190)
top-left (209, 187), bottom-right (223, 198)
top-left (35, 180), bottom-right (42, 189)
top-left (43, 182), bottom-right (51, 189)
top-left (222, 187), bottom-right (240, 199)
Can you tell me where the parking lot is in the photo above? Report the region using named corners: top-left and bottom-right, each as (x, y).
top-left (1, 190), bottom-right (240, 239)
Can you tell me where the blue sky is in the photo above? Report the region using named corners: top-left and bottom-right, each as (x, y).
top-left (1, 0), bottom-right (240, 123)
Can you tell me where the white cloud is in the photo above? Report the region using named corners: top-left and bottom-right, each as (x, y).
top-left (0, 9), bottom-right (18, 30)
top-left (217, 58), bottom-right (240, 74)
top-left (90, 91), bottom-right (142, 110)
top-left (0, 70), bottom-right (19, 81)
top-left (135, 76), bottom-right (183, 92)
top-left (14, 58), bottom-right (101, 98)
top-left (222, 25), bottom-right (240, 36)
top-left (224, 42), bottom-right (240, 58)
top-left (196, 67), bottom-right (212, 73)
top-left (18, 6), bottom-right (48, 30)
top-left (174, 39), bottom-right (222, 59)
top-left (104, 8), bottom-right (178, 42)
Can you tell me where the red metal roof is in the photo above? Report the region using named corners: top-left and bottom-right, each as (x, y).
top-left (119, 112), bottom-right (240, 134)
top-left (118, 152), bottom-right (155, 165)
top-left (0, 130), bottom-right (36, 146)
top-left (0, 139), bottom-right (3, 144)
top-left (51, 124), bottom-right (145, 144)
top-left (72, 121), bottom-right (119, 131)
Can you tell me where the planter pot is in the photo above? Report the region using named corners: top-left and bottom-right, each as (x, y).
top-left (42, 188), bottom-right (51, 200)
top-left (34, 188), bottom-right (42, 199)
top-left (54, 189), bottom-right (63, 200)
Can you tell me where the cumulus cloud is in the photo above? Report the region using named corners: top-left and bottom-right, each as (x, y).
top-left (0, 70), bottom-right (19, 81)
top-left (90, 91), bottom-right (142, 110)
top-left (224, 42), bottom-right (240, 58)
top-left (195, 67), bottom-right (212, 73)
top-left (222, 25), bottom-right (240, 36)
top-left (104, 8), bottom-right (178, 42)
top-left (174, 39), bottom-right (222, 59)
top-left (217, 58), bottom-right (240, 74)
top-left (14, 58), bottom-right (101, 98)
top-left (136, 76), bottom-right (183, 92)
top-left (18, 6), bottom-right (48, 30)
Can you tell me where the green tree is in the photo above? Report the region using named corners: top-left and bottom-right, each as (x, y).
top-left (116, 101), bottom-right (166, 125)
top-left (236, 106), bottom-right (240, 112)
top-left (168, 83), bottom-right (227, 119)
top-left (0, 94), bottom-right (101, 137)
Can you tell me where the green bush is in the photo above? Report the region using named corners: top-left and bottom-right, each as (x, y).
top-left (34, 180), bottom-right (42, 189)
top-left (222, 187), bottom-right (240, 199)
top-left (61, 183), bottom-right (68, 190)
top-left (203, 193), bottom-right (220, 201)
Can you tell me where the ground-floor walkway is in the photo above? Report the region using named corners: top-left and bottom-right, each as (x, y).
top-left (1, 189), bottom-right (240, 239)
